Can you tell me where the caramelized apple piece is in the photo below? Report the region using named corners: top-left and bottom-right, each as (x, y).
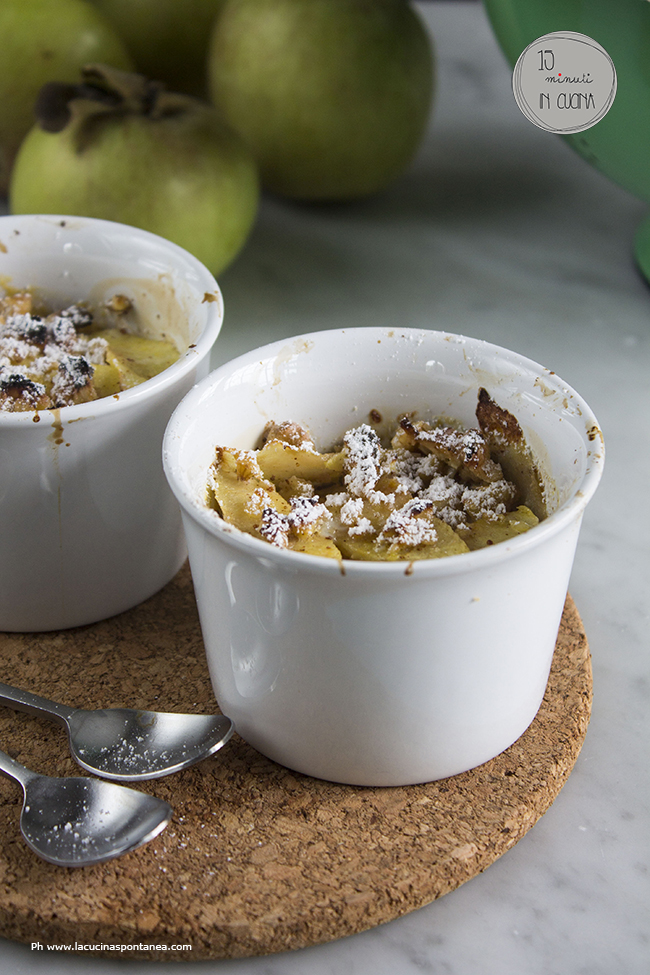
top-left (339, 515), bottom-right (469, 561)
top-left (458, 505), bottom-right (539, 551)
top-left (92, 329), bottom-right (179, 384)
top-left (476, 388), bottom-right (546, 518)
top-left (207, 447), bottom-right (340, 560)
top-left (257, 439), bottom-right (344, 486)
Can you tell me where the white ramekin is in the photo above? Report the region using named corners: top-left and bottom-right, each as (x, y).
top-left (163, 327), bottom-right (604, 786)
top-left (0, 214), bottom-right (223, 631)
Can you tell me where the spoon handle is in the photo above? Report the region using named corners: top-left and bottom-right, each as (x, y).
top-left (0, 682), bottom-right (74, 726)
top-left (0, 748), bottom-right (37, 789)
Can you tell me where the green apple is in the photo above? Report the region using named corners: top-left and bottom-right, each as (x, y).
top-left (207, 0), bottom-right (434, 201)
top-left (0, 0), bottom-right (133, 195)
top-left (88, 0), bottom-right (226, 98)
top-left (9, 65), bottom-right (259, 276)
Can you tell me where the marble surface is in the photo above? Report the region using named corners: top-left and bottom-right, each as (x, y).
top-left (0, 2), bottom-right (648, 972)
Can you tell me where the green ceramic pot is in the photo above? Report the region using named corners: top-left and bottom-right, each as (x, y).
top-left (484, 0), bottom-right (650, 279)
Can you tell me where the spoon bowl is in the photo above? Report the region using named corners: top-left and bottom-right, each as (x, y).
top-left (0, 750), bottom-right (172, 867)
top-left (68, 708), bottom-right (234, 780)
top-left (0, 683), bottom-right (234, 781)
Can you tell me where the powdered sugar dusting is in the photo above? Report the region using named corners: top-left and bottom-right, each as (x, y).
top-left (325, 418), bottom-right (515, 540)
top-left (0, 296), bottom-right (108, 411)
top-left (0, 289), bottom-right (177, 413)
top-left (259, 496), bottom-right (330, 548)
top-left (206, 403), bottom-right (543, 561)
top-left (378, 498), bottom-right (438, 546)
top-left (343, 424), bottom-right (383, 497)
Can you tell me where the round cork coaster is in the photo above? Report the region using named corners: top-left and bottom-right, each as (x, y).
top-left (0, 564), bottom-right (591, 960)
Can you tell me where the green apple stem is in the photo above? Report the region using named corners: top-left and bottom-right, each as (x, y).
top-left (34, 64), bottom-right (191, 146)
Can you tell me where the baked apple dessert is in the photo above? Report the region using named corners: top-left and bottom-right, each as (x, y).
top-left (205, 390), bottom-right (547, 562)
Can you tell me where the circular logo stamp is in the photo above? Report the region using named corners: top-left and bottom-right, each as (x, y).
top-left (512, 31), bottom-right (617, 134)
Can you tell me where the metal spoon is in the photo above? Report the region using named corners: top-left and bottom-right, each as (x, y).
top-left (0, 682), bottom-right (234, 781)
top-left (0, 749), bottom-right (172, 867)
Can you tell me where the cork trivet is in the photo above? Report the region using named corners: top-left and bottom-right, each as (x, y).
top-left (0, 563), bottom-right (591, 961)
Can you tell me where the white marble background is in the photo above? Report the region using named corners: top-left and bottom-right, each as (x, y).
top-left (0, 2), bottom-right (648, 973)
